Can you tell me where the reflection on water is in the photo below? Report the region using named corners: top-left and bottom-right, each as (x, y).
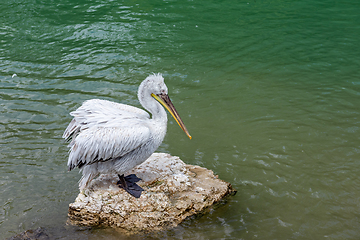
top-left (1, 0), bottom-right (360, 239)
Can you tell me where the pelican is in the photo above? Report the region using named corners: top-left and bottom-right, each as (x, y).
top-left (63, 73), bottom-right (192, 198)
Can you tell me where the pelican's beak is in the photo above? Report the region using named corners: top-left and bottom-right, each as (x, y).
top-left (151, 93), bottom-right (192, 139)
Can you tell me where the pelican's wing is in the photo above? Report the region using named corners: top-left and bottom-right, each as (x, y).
top-left (62, 99), bottom-right (150, 141)
top-left (66, 122), bottom-right (151, 171)
top-left (63, 99), bottom-right (152, 170)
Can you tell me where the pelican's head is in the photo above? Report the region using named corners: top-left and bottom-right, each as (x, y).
top-left (138, 73), bottom-right (192, 139)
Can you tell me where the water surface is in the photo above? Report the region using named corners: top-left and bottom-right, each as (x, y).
top-left (1, 0), bottom-right (360, 239)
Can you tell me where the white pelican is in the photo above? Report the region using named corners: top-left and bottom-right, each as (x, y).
top-left (63, 73), bottom-right (192, 198)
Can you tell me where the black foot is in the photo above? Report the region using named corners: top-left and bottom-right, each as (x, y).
top-left (117, 174), bottom-right (144, 198)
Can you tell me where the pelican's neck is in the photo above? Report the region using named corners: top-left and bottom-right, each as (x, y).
top-left (138, 85), bottom-right (167, 123)
top-left (149, 97), bottom-right (168, 122)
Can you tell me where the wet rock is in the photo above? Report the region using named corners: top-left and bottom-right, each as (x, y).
top-left (68, 153), bottom-right (236, 233)
top-left (7, 227), bottom-right (49, 240)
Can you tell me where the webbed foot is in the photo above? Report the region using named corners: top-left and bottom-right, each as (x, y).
top-left (117, 174), bottom-right (144, 198)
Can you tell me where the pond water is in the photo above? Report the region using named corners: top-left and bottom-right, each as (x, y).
top-left (1, 0), bottom-right (360, 239)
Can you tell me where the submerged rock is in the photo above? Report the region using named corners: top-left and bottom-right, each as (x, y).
top-left (68, 153), bottom-right (236, 233)
top-left (8, 227), bottom-right (49, 240)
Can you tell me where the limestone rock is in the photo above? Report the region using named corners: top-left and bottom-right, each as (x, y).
top-left (68, 153), bottom-right (236, 233)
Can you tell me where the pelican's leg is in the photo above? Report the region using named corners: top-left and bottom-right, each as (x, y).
top-left (117, 174), bottom-right (144, 198)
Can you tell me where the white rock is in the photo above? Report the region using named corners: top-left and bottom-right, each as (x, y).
top-left (68, 153), bottom-right (236, 233)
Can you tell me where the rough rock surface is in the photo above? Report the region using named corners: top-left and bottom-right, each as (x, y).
top-left (68, 153), bottom-right (236, 233)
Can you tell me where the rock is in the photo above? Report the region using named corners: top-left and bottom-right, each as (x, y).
top-left (7, 227), bottom-right (49, 240)
top-left (68, 153), bottom-right (236, 233)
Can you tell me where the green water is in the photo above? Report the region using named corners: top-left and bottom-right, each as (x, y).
top-left (1, 0), bottom-right (360, 239)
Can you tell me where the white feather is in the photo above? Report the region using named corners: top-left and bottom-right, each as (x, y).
top-left (62, 74), bottom-right (190, 190)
